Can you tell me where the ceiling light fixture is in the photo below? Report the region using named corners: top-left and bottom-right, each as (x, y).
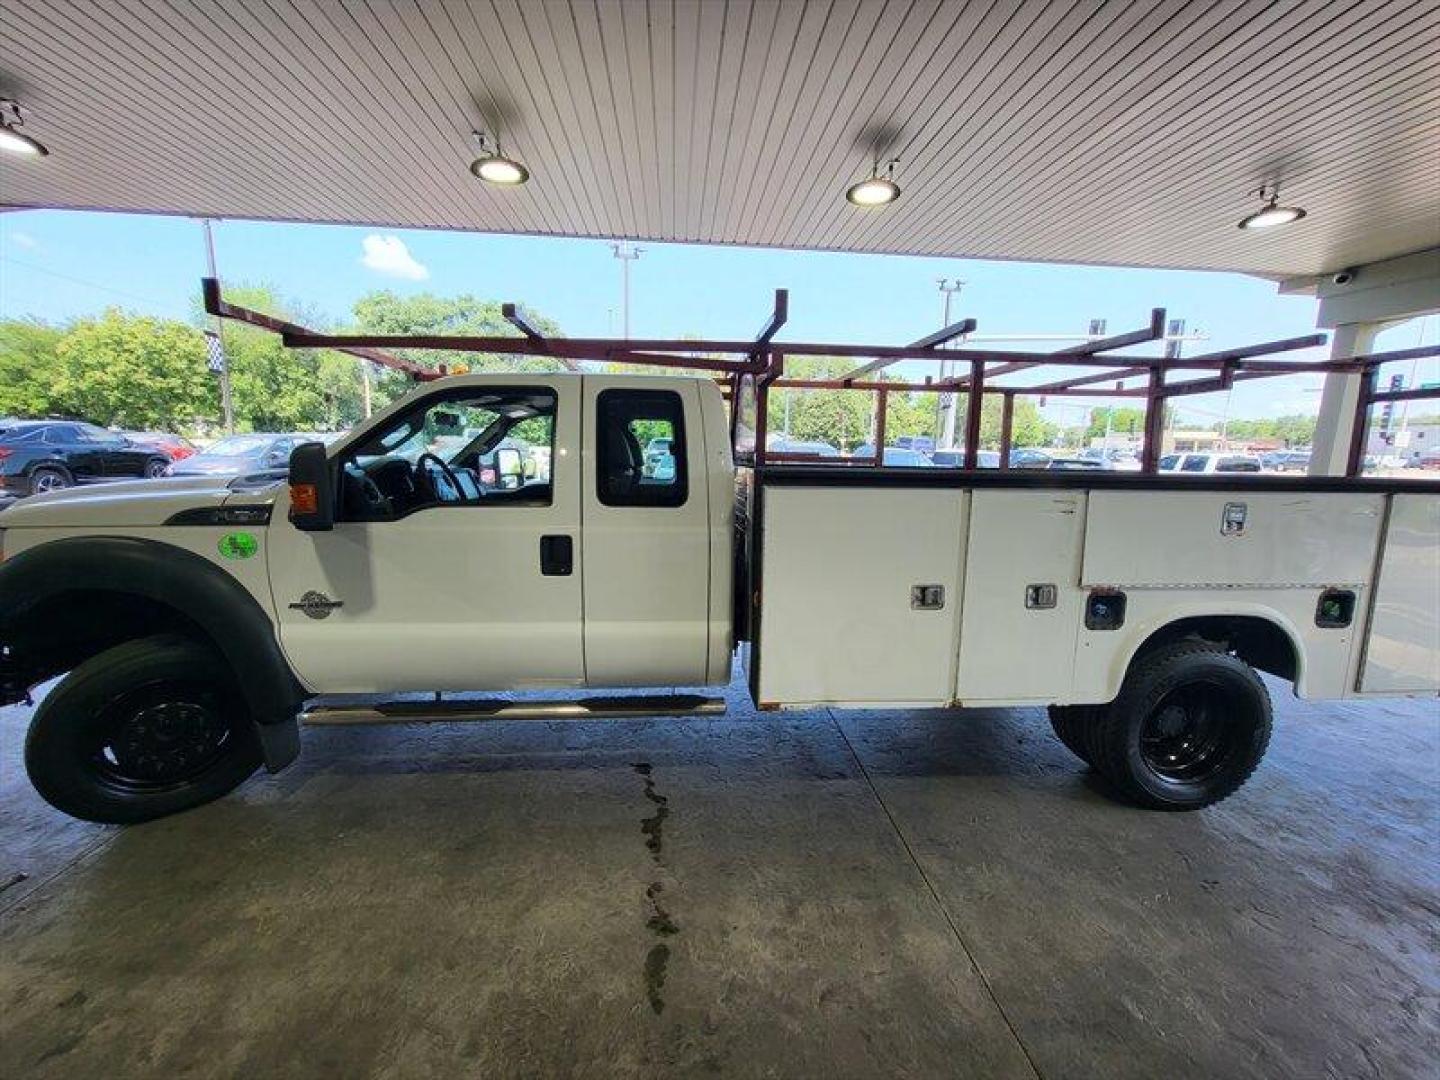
top-left (469, 131), bottom-right (529, 187)
top-left (0, 99), bottom-right (48, 157)
top-left (846, 159), bottom-right (901, 207)
top-left (1237, 183), bottom-right (1305, 230)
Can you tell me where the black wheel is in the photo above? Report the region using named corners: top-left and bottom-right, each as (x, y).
top-left (1048, 705), bottom-right (1100, 766)
top-left (1088, 640), bottom-right (1272, 810)
top-left (144, 458), bottom-right (168, 479)
top-left (28, 466), bottom-right (71, 495)
top-left (25, 635), bottom-right (262, 824)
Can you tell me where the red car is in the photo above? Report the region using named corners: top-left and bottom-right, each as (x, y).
top-left (125, 431), bottom-right (199, 462)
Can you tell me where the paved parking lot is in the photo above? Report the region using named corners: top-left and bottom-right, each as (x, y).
top-left (2, 671), bottom-right (1436, 1079)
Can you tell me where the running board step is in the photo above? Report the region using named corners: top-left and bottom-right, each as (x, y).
top-left (301, 694), bottom-right (728, 726)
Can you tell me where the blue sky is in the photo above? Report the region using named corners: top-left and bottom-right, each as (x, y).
top-left (1, 209), bottom-right (1433, 425)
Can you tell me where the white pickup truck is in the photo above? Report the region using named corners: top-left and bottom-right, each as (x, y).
top-left (1, 372), bottom-right (1436, 823)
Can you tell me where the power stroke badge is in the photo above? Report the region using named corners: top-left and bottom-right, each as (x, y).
top-left (289, 591), bottom-right (344, 619)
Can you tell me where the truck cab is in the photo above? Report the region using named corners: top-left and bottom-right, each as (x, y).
top-left (269, 374), bottom-right (735, 692)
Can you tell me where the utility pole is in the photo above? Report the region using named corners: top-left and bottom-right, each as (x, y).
top-left (611, 242), bottom-right (643, 339)
top-left (936, 278), bottom-right (965, 448)
top-left (201, 218), bottom-right (235, 433)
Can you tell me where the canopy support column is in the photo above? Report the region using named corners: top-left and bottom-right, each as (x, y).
top-left (1310, 323), bottom-right (1383, 476)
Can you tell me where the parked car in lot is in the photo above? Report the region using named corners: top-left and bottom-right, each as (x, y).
top-left (930, 449), bottom-right (1001, 468)
top-left (851, 444), bottom-right (934, 466)
top-left (644, 436), bottom-right (677, 481)
top-left (1269, 450), bottom-right (1312, 473)
top-left (893, 434), bottom-right (936, 456)
top-left (125, 431), bottom-right (199, 462)
top-left (1159, 452), bottom-right (1263, 474)
top-left (1009, 448), bottom-right (1053, 469)
top-left (0, 420), bottom-right (171, 496)
top-left (766, 438), bottom-right (841, 459)
top-left (166, 433), bottom-right (315, 477)
top-left (1046, 456), bottom-right (1107, 470)
top-left (1080, 447), bottom-right (1142, 471)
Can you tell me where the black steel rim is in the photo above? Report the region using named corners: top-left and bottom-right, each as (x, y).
top-left (1138, 679), bottom-right (1247, 784)
top-left (90, 680), bottom-right (233, 793)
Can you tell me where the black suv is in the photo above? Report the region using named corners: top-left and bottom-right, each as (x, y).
top-left (0, 420), bottom-right (172, 496)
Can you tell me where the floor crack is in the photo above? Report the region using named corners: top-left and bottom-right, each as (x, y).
top-left (633, 762), bottom-right (677, 1015)
top-left (827, 710), bottom-right (1045, 1080)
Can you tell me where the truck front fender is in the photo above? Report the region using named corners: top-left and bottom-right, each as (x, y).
top-left (0, 536), bottom-right (303, 768)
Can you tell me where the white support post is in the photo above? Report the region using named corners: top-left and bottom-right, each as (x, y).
top-left (1282, 248), bottom-right (1440, 477)
top-left (1309, 322), bottom-right (1381, 476)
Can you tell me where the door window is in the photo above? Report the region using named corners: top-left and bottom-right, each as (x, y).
top-left (337, 387), bottom-right (557, 520)
top-left (596, 389), bottom-right (687, 507)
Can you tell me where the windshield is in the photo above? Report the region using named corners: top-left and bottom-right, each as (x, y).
top-left (201, 435), bottom-right (276, 457)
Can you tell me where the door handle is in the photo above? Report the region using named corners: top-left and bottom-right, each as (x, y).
top-left (540, 534), bottom-right (573, 576)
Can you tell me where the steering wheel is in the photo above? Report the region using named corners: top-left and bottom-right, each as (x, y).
top-left (416, 452), bottom-right (463, 502)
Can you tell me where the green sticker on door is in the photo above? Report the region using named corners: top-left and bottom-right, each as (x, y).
top-left (218, 532), bottom-right (258, 560)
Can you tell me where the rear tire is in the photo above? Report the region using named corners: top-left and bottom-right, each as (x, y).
top-left (28, 466), bottom-right (71, 495)
top-left (144, 459), bottom-right (168, 478)
top-left (25, 635), bottom-right (262, 824)
top-left (1088, 640), bottom-right (1272, 811)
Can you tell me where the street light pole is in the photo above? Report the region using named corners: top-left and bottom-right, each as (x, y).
top-left (201, 218), bottom-right (235, 433)
top-left (611, 242), bottom-right (643, 339)
top-left (937, 278), bottom-right (965, 448)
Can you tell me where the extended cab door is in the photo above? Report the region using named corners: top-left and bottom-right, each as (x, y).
top-left (580, 377), bottom-right (712, 685)
top-left (266, 377), bottom-right (584, 693)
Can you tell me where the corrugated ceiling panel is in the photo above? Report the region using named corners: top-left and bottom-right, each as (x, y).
top-left (0, 0), bottom-right (1436, 278)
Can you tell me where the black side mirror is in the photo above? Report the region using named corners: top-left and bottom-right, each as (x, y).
top-left (288, 442), bottom-right (335, 532)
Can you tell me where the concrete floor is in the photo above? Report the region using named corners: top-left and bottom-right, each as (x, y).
top-left (2, 670), bottom-right (1437, 1079)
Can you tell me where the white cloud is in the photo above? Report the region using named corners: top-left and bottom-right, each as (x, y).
top-left (359, 234), bottom-right (429, 280)
top-left (8, 231), bottom-right (38, 250)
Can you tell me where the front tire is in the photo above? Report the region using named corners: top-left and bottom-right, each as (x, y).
top-left (1087, 640), bottom-right (1272, 811)
top-left (25, 635), bottom-right (262, 824)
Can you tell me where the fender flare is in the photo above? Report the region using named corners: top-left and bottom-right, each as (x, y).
top-left (1105, 602), bottom-right (1307, 700)
top-left (0, 535), bottom-right (304, 725)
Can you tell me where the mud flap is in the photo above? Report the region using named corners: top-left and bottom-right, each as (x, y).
top-left (253, 715), bottom-right (301, 773)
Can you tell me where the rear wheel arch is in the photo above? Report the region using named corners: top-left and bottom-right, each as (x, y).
top-left (1117, 611), bottom-right (1302, 695)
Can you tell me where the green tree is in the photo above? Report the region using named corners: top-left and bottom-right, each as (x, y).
top-left (351, 292), bottom-right (569, 377)
top-left (766, 356), bottom-right (876, 450)
top-left (198, 285), bottom-right (335, 432)
top-left (0, 319), bottom-right (64, 418)
top-left (1223, 414), bottom-right (1318, 447)
top-left (50, 310), bottom-right (216, 429)
top-left (1085, 406), bottom-right (1147, 440)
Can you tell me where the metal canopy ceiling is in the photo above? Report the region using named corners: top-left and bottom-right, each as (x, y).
top-left (1, 0), bottom-right (1437, 279)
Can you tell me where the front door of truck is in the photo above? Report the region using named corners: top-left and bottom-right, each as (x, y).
top-left (265, 378), bottom-right (584, 693)
top-left (580, 377), bottom-right (712, 686)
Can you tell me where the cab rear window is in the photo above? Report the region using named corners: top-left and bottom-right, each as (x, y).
top-left (596, 390), bottom-right (687, 508)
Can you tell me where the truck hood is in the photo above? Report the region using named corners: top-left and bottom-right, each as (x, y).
top-left (0, 475), bottom-right (282, 528)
